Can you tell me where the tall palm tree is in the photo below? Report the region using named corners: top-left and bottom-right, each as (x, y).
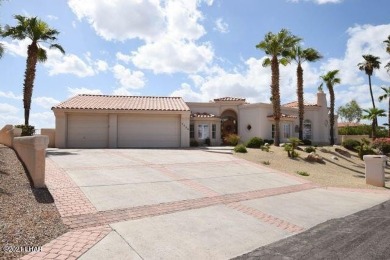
top-left (0, 43), bottom-right (3, 58)
top-left (256, 29), bottom-right (301, 146)
top-left (362, 108), bottom-right (386, 139)
top-left (357, 55), bottom-right (381, 127)
top-left (378, 86), bottom-right (390, 137)
top-left (2, 15), bottom-right (65, 128)
top-left (385, 36), bottom-right (390, 72)
top-left (321, 70), bottom-right (341, 145)
top-left (290, 46), bottom-right (322, 140)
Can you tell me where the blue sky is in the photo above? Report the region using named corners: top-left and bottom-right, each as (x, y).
top-left (1, 0), bottom-right (390, 129)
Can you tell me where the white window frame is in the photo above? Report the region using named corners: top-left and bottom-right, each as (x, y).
top-left (283, 124), bottom-right (290, 139)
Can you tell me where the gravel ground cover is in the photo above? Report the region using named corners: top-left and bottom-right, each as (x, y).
top-left (0, 144), bottom-right (68, 260)
top-left (234, 145), bottom-right (390, 189)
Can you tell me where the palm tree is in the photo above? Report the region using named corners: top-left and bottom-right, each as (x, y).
top-left (0, 43), bottom-right (3, 58)
top-left (357, 55), bottom-right (381, 127)
top-left (321, 70), bottom-right (341, 145)
top-left (385, 36), bottom-right (390, 72)
top-left (362, 108), bottom-right (386, 139)
top-left (290, 46), bottom-right (322, 140)
top-left (256, 29), bottom-right (301, 146)
top-left (378, 86), bottom-right (390, 137)
top-left (2, 15), bottom-right (65, 129)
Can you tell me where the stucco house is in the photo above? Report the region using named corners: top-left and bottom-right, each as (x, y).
top-left (52, 89), bottom-right (336, 148)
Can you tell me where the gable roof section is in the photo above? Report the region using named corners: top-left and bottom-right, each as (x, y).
top-left (52, 95), bottom-right (190, 111)
top-left (282, 101), bottom-right (319, 108)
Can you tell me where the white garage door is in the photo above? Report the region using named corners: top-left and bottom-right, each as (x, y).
top-left (67, 114), bottom-right (109, 148)
top-left (118, 114), bottom-right (180, 148)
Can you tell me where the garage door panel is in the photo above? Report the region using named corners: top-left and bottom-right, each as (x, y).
top-left (68, 114), bottom-right (109, 148)
top-left (118, 115), bottom-right (180, 148)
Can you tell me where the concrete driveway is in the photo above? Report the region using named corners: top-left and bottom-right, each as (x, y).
top-left (23, 149), bottom-right (390, 260)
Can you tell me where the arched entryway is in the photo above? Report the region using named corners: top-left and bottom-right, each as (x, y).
top-left (221, 109), bottom-right (238, 143)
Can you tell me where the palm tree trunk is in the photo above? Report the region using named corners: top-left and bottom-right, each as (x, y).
top-left (271, 55), bottom-right (281, 146)
top-left (368, 75), bottom-right (378, 127)
top-left (372, 122), bottom-right (377, 139)
top-left (297, 63), bottom-right (304, 140)
top-left (23, 43), bottom-right (38, 127)
top-left (329, 84), bottom-right (335, 145)
top-left (388, 97), bottom-right (390, 137)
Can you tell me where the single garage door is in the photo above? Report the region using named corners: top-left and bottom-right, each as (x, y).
top-left (67, 114), bottom-right (109, 148)
top-left (118, 114), bottom-right (180, 148)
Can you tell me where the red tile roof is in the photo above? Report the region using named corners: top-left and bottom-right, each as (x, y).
top-left (338, 122), bottom-right (363, 127)
top-left (52, 95), bottom-right (190, 111)
top-left (282, 101), bottom-right (318, 108)
top-left (191, 112), bottom-right (218, 118)
top-left (267, 114), bottom-right (298, 119)
top-left (213, 97), bottom-right (246, 102)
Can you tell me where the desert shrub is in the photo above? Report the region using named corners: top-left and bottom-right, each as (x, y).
top-left (342, 139), bottom-right (361, 151)
top-left (372, 138), bottom-right (390, 155)
top-left (190, 140), bottom-right (199, 147)
top-left (356, 138), bottom-right (376, 160)
top-left (296, 171), bottom-right (310, 176)
top-left (261, 143), bottom-right (271, 152)
top-left (246, 137), bottom-right (264, 148)
top-left (262, 160), bottom-right (270, 165)
top-left (234, 144), bottom-right (247, 153)
top-left (302, 139), bottom-right (312, 145)
top-left (304, 146), bottom-right (316, 153)
top-left (224, 134), bottom-right (240, 146)
top-left (15, 124), bottom-right (35, 136)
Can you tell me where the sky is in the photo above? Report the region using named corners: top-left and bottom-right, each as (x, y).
top-left (0, 0), bottom-right (390, 129)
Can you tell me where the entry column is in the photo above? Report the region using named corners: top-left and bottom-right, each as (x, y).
top-left (109, 114), bottom-right (118, 148)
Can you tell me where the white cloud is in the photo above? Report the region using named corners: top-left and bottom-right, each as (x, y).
top-left (214, 18), bottom-right (229, 34)
top-left (33, 97), bottom-right (60, 109)
top-left (112, 88), bottom-right (139, 96)
top-left (0, 91), bottom-right (22, 100)
top-left (68, 0), bottom-right (165, 42)
top-left (45, 52), bottom-right (95, 77)
top-left (95, 60), bottom-right (109, 72)
top-left (112, 64), bottom-right (146, 89)
top-left (0, 103), bottom-right (19, 114)
top-left (116, 52), bottom-right (132, 64)
top-left (170, 83), bottom-right (204, 101)
top-left (0, 39), bottom-right (29, 57)
top-left (68, 0), bottom-right (214, 75)
top-left (47, 15), bottom-right (58, 20)
top-left (132, 38), bottom-right (213, 74)
top-left (67, 87), bottom-right (103, 97)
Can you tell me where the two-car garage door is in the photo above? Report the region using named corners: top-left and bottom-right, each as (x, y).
top-left (67, 114), bottom-right (180, 148)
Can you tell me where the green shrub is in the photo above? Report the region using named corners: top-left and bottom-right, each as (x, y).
top-left (338, 124), bottom-right (387, 137)
top-left (190, 140), bottom-right (199, 147)
top-left (224, 134), bottom-right (240, 146)
top-left (302, 139), bottom-right (312, 145)
top-left (205, 138), bottom-right (211, 146)
top-left (263, 139), bottom-right (274, 145)
top-left (15, 124), bottom-right (35, 136)
top-left (246, 137), bottom-right (264, 148)
top-left (262, 160), bottom-right (270, 165)
top-left (304, 146), bottom-right (316, 153)
top-left (342, 139), bottom-right (361, 151)
top-left (372, 138), bottom-right (390, 155)
top-left (296, 171), bottom-right (310, 176)
top-left (234, 144), bottom-right (247, 153)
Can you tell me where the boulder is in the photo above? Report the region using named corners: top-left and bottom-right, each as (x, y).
top-left (305, 152), bottom-right (325, 163)
top-left (335, 147), bottom-right (351, 158)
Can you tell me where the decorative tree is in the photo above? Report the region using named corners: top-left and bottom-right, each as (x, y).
top-left (362, 108), bottom-right (386, 139)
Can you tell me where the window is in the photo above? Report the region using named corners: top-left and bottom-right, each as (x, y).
top-left (271, 124), bottom-right (275, 138)
top-left (212, 124), bottom-right (216, 139)
top-left (303, 120), bottom-right (312, 140)
top-left (190, 124), bottom-right (194, 138)
top-left (283, 124), bottom-right (290, 139)
top-left (198, 124), bottom-right (209, 139)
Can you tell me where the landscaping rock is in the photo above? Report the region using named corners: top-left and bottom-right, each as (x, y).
top-left (335, 148), bottom-right (351, 158)
top-left (320, 148), bottom-right (330, 153)
top-left (305, 152), bottom-right (325, 163)
top-left (332, 156), bottom-right (338, 160)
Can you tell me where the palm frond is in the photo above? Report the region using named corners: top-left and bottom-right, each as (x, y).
top-left (262, 57), bottom-right (271, 67)
top-left (37, 48), bottom-right (47, 62)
